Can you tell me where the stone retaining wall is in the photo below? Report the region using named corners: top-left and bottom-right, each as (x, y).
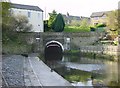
top-left (80, 45), bottom-right (120, 55)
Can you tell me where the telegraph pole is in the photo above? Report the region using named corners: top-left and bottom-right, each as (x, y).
top-left (45, 7), bottom-right (46, 20)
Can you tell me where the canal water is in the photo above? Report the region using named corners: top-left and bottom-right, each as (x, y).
top-left (45, 54), bottom-right (118, 87)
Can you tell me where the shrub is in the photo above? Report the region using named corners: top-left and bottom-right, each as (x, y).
top-left (96, 24), bottom-right (106, 27)
top-left (52, 13), bottom-right (65, 32)
top-left (90, 27), bottom-right (96, 31)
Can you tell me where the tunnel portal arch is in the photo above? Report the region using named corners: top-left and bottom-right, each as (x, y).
top-left (45, 40), bottom-right (64, 51)
top-left (44, 40), bottom-right (64, 61)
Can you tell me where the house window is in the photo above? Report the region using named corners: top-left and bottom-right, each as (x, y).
top-left (101, 15), bottom-right (106, 19)
top-left (94, 17), bottom-right (99, 20)
top-left (28, 12), bottom-right (31, 18)
top-left (38, 13), bottom-right (40, 18)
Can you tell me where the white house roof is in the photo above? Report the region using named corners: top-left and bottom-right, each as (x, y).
top-left (11, 3), bottom-right (43, 12)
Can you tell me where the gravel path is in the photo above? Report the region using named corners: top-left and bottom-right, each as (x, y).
top-left (2, 54), bottom-right (72, 87)
top-left (2, 55), bottom-right (25, 87)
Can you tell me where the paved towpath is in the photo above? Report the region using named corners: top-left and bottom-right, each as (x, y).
top-left (25, 56), bottom-right (73, 87)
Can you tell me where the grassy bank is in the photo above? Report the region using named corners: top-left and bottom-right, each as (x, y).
top-left (64, 50), bottom-right (80, 55)
top-left (64, 69), bottom-right (91, 82)
top-left (2, 42), bottom-right (32, 54)
top-left (64, 26), bottom-right (90, 32)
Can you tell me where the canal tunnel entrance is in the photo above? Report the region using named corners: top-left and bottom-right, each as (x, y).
top-left (44, 41), bottom-right (64, 61)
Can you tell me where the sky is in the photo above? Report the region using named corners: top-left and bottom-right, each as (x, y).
top-left (10, 0), bottom-right (120, 20)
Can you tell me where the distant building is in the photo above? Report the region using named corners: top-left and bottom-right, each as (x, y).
top-left (62, 13), bottom-right (90, 25)
top-left (90, 11), bottom-right (110, 26)
top-left (11, 3), bottom-right (44, 32)
top-left (48, 12), bottom-right (90, 26)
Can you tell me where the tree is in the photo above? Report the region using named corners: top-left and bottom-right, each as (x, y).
top-left (52, 13), bottom-right (65, 32)
top-left (107, 10), bottom-right (119, 32)
top-left (1, 2), bottom-right (15, 43)
top-left (2, 2), bottom-right (11, 23)
top-left (2, 2), bottom-right (12, 32)
top-left (70, 19), bottom-right (81, 27)
top-left (2, 2), bottom-right (32, 43)
top-left (119, 10), bottom-right (120, 35)
top-left (48, 10), bottom-right (57, 29)
top-left (13, 14), bottom-right (32, 32)
top-left (80, 19), bottom-right (89, 29)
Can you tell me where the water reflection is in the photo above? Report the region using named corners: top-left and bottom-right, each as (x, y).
top-left (44, 53), bottom-right (118, 87)
top-left (44, 43), bottom-right (63, 71)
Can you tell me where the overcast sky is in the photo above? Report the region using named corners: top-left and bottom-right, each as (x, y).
top-left (11, 0), bottom-right (120, 19)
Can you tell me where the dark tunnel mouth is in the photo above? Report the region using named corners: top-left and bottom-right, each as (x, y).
top-left (45, 42), bottom-right (63, 61)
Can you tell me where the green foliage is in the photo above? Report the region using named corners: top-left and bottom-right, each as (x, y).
top-left (90, 23), bottom-right (106, 32)
top-left (113, 40), bottom-right (119, 45)
top-left (1, 2), bottom-right (11, 22)
top-left (108, 81), bottom-right (120, 86)
top-left (69, 19), bottom-right (81, 27)
top-left (96, 23), bottom-right (106, 27)
top-left (80, 19), bottom-right (89, 29)
top-left (64, 26), bottom-right (90, 32)
top-left (64, 19), bottom-right (90, 32)
top-left (90, 27), bottom-right (96, 31)
top-left (2, 2), bottom-right (12, 32)
top-left (2, 15), bottom-right (32, 44)
top-left (52, 13), bottom-right (65, 32)
top-left (13, 14), bottom-right (32, 32)
top-left (3, 41), bottom-right (32, 54)
top-left (48, 10), bottom-right (57, 29)
top-left (1, 2), bottom-right (16, 44)
top-left (107, 10), bottom-right (119, 32)
top-left (2, 2), bottom-right (32, 54)
top-left (64, 50), bottom-right (80, 55)
top-left (97, 27), bottom-right (105, 32)
top-left (2, 2), bottom-right (32, 33)
top-left (64, 69), bottom-right (91, 82)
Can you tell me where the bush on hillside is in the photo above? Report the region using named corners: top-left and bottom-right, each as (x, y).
top-left (52, 13), bottom-right (65, 32)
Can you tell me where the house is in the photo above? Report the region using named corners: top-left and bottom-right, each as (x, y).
top-left (90, 11), bottom-right (110, 26)
top-left (62, 13), bottom-right (90, 26)
top-left (10, 3), bottom-right (44, 32)
top-left (62, 14), bottom-right (81, 24)
top-left (49, 12), bottom-right (90, 26)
